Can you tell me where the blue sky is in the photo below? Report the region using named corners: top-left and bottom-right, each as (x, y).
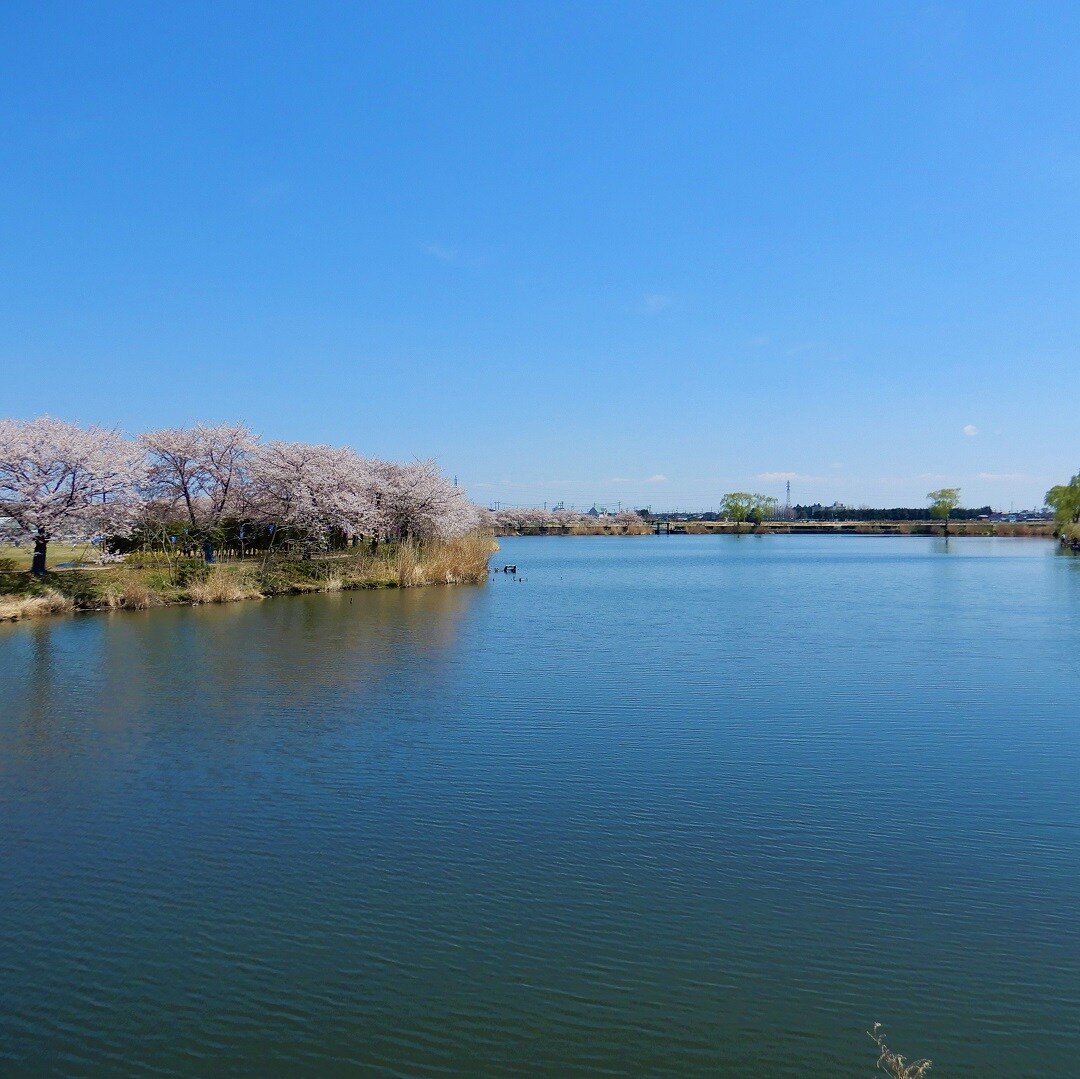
top-left (2, 1), bottom-right (1077, 511)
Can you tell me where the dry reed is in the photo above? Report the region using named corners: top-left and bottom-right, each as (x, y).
top-left (0, 590), bottom-right (74, 622)
top-left (116, 577), bottom-right (162, 609)
top-left (394, 541), bottom-right (424, 588)
top-left (396, 533), bottom-right (495, 587)
top-left (0, 531), bottom-right (495, 621)
top-left (185, 568), bottom-right (264, 605)
top-left (98, 572), bottom-right (165, 610)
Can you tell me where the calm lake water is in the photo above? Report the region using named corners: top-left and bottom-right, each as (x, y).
top-left (2, 536), bottom-right (1079, 1077)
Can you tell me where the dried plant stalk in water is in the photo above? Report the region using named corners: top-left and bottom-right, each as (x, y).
top-left (869, 1023), bottom-right (931, 1078)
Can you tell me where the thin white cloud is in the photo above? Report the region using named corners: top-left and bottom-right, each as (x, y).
top-left (977, 472), bottom-right (1025, 482)
top-left (963, 424), bottom-right (978, 436)
top-left (642, 293), bottom-right (673, 313)
top-left (609, 473), bottom-right (668, 485)
top-left (748, 334), bottom-right (771, 348)
top-left (419, 242), bottom-right (491, 268)
top-left (420, 242), bottom-right (458, 262)
top-left (758, 471), bottom-right (803, 482)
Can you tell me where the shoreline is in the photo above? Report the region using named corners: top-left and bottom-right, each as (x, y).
top-left (496, 521), bottom-right (1057, 538)
top-left (0, 534), bottom-right (496, 625)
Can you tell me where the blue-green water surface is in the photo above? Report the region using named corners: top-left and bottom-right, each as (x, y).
top-left (2, 536), bottom-right (1079, 1076)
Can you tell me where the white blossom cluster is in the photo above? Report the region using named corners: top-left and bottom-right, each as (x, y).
top-left (0, 417), bottom-right (479, 560)
top-left (0, 416), bottom-right (144, 544)
top-left (485, 507), bottom-right (644, 532)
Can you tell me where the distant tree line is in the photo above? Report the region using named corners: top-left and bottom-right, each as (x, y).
top-left (792, 504), bottom-right (993, 522)
top-left (644, 504), bottom-right (994, 523)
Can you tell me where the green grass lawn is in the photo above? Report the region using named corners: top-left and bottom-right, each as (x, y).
top-left (0, 541), bottom-right (104, 571)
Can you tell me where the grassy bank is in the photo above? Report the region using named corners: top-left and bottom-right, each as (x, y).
top-left (0, 533), bottom-right (496, 623)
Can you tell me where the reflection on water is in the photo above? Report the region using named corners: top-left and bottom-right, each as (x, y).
top-left (2, 586), bottom-right (475, 759)
top-left (1, 537), bottom-right (1079, 1078)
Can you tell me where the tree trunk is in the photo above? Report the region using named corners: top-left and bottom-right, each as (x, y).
top-left (31, 535), bottom-right (48, 576)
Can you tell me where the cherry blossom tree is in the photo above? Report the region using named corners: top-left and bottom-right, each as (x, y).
top-left (369, 459), bottom-right (479, 541)
top-left (0, 416), bottom-right (144, 575)
top-left (2, 417), bottom-right (483, 570)
top-left (490, 506), bottom-right (636, 533)
top-left (139, 424), bottom-right (257, 557)
top-left (491, 507), bottom-right (547, 532)
top-left (249, 441), bottom-right (376, 550)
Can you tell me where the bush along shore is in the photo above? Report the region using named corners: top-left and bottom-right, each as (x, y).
top-left (1048, 470), bottom-right (1080, 551)
top-left (0, 533), bottom-right (496, 623)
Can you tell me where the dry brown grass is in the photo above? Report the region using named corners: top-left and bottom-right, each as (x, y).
top-left (0, 532), bottom-right (496, 621)
top-left (97, 572), bottom-right (166, 610)
top-left (393, 541), bottom-right (423, 588)
top-left (185, 567), bottom-right (264, 605)
top-left (117, 577), bottom-right (163, 609)
top-left (0, 590), bottom-right (74, 622)
top-left (395, 533), bottom-right (496, 587)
